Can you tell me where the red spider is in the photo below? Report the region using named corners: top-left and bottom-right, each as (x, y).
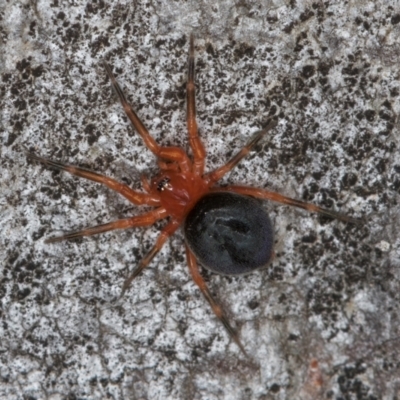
top-left (28, 36), bottom-right (358, 356)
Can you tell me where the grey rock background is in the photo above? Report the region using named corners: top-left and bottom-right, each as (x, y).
top-left (1, 0), bottom-right (400, 399)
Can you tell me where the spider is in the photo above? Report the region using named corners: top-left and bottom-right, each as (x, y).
top-left (27, 35), bottom-right (359, 356)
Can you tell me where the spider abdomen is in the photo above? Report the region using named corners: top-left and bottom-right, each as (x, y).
top-left (184, 192), bottom-right (274, 275)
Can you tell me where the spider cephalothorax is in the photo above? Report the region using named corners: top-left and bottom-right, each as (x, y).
top-left (28, 35), bottom-right (359, 356)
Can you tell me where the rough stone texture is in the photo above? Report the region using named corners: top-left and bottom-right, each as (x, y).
top-left (1, 1), bottom-right (400, 399)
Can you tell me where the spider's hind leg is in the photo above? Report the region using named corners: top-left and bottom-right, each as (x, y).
top-left (185, 245), bottom-right (249, 358)
top-left (218, 186), bottom-right (361, 224)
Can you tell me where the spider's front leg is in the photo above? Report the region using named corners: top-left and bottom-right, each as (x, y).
top-left (26, 151), bottom-right (160, 206)
top-left (103, 62), bottom-right (192, 172)
top-left (205, 119), bottom-right (278, 184)
top-left (186, 34), bottom-right (206, 176)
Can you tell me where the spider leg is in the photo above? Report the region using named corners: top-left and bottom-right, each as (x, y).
top-left (121, 219), bottom-right (181, 295)
top-left (185, 245), bottom-right (249, 357)
top-left (46, 208), bottom-right (168, 243)
top-left (216, 186), bottom-right (361, 224)
top-left (27, 151), bottom-right (160, 206)
top-left (140, 175), bottom-right (151, 193)
top-left (103, 61), bottom-right (191, 172)
top-left (206, 120), bottom-right (277, 184)
top-left (187, 34), bottom-right (206, 176)
top-left (157, 159), bottom-right (180, 172)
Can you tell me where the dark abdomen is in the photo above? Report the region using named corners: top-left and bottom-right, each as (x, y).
top-left (184, 192), bottom-right (274, 275)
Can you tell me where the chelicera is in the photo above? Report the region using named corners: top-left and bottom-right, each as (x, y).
top-left (28, 36), bottom-right (359, 356)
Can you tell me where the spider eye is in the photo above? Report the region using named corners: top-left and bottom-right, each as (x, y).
top-left (157, 177), bottom-right (171, 191)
